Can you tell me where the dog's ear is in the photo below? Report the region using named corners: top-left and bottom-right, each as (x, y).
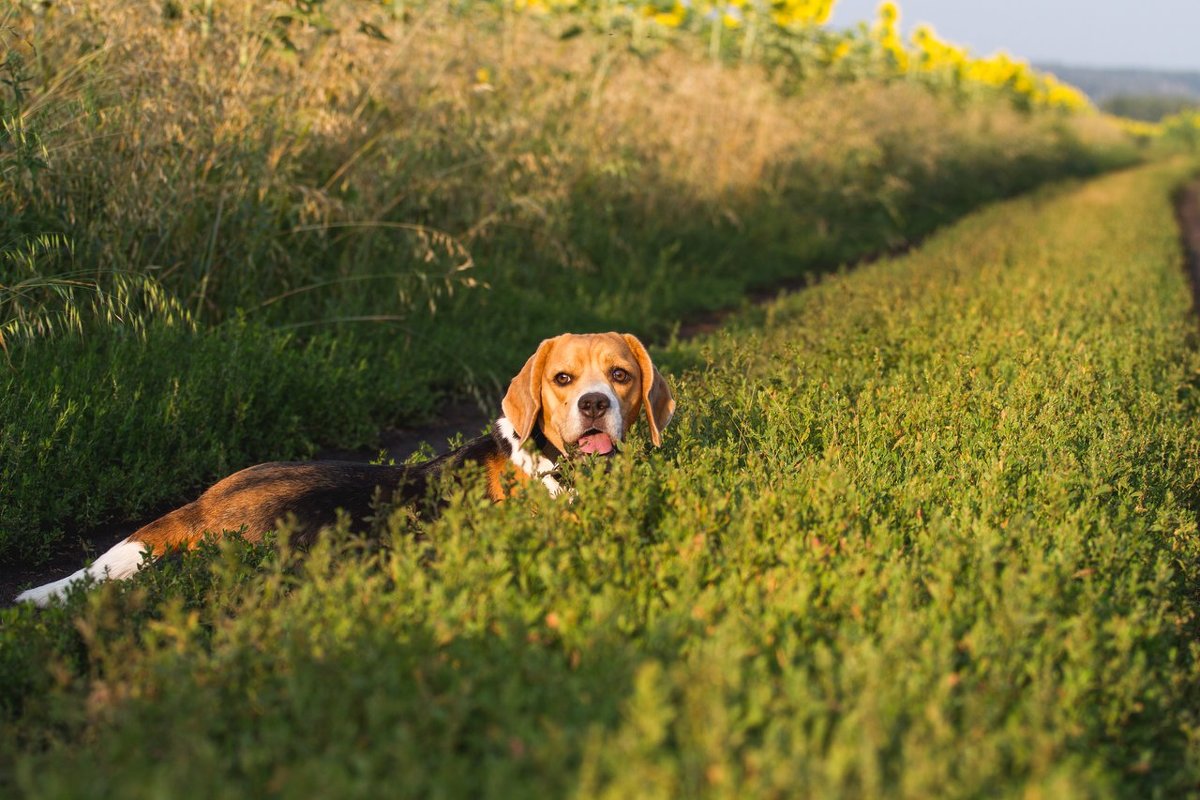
top-left (622, 334), bottom-right (675, 447)
top-left (502, 337), bottom-right (558, 444)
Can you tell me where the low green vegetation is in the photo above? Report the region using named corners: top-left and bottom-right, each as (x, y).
top-left (4, 160), bottom-right (1199, 797)
top-left (1103, 93), bottom-right (1199, 123)
top-left (0, 0), bottom-right (1137, 564)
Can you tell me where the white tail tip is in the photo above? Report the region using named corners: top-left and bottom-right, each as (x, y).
top-left (14, 538), bottom-right (150, 606)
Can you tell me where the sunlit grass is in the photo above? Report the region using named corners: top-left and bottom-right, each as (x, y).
top-left (4, 159), bottom-right (1198, 798)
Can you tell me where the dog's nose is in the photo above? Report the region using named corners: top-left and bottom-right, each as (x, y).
top-left (578, 392), bottom-right (610, 420)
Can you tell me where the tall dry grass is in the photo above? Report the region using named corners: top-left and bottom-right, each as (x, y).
top-left (3, 0), bottom-right (1129, 332)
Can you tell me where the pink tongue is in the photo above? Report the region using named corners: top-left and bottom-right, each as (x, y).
top-left (578, 432), bottom-right (614, 455)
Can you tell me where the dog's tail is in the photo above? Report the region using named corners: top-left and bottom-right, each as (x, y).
top-left (14, 537), bottom-right (150, 607)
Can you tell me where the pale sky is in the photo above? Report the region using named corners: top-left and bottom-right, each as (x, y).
top-left (828, 1), bottom-right (1200, 71)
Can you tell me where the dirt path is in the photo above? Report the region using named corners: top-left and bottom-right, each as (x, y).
top-left (1177, 179), bottom-right (1200, 309)
top-left (8, 183), bottom-right (1198, 602)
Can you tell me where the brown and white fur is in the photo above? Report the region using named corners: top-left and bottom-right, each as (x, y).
top-left (15, 332), bottom-right (675, 606)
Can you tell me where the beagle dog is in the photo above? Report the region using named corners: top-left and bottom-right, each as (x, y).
top-left (16, 332), bottom-right (675, 606)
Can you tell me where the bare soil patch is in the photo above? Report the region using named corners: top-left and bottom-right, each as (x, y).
top-left (1176, 179), bottom-right (1200, 309)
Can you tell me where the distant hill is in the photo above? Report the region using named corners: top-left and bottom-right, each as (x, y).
top-left (1034, 63), bottom-right (1200, 103)
top-left (1033, 64), bottom-right (1200, 121)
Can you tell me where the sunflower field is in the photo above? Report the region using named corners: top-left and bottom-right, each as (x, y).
top-left (468, 0), bottom-right (1090, 111)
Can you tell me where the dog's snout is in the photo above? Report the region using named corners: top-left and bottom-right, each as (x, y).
top-left (578, 392), bottom-right (611, 420)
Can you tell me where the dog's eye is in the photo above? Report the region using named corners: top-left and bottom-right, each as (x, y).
top-left (554, 372), bottom-right (573, 386)
top-left (611, 367), bottom-right (630, 383)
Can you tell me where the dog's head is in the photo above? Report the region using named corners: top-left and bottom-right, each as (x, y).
top-left (501, 332), bottom-right (675, 457)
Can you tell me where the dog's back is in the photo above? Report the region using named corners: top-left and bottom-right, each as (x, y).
top-left (15, 434), bottom-right (506, 606)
